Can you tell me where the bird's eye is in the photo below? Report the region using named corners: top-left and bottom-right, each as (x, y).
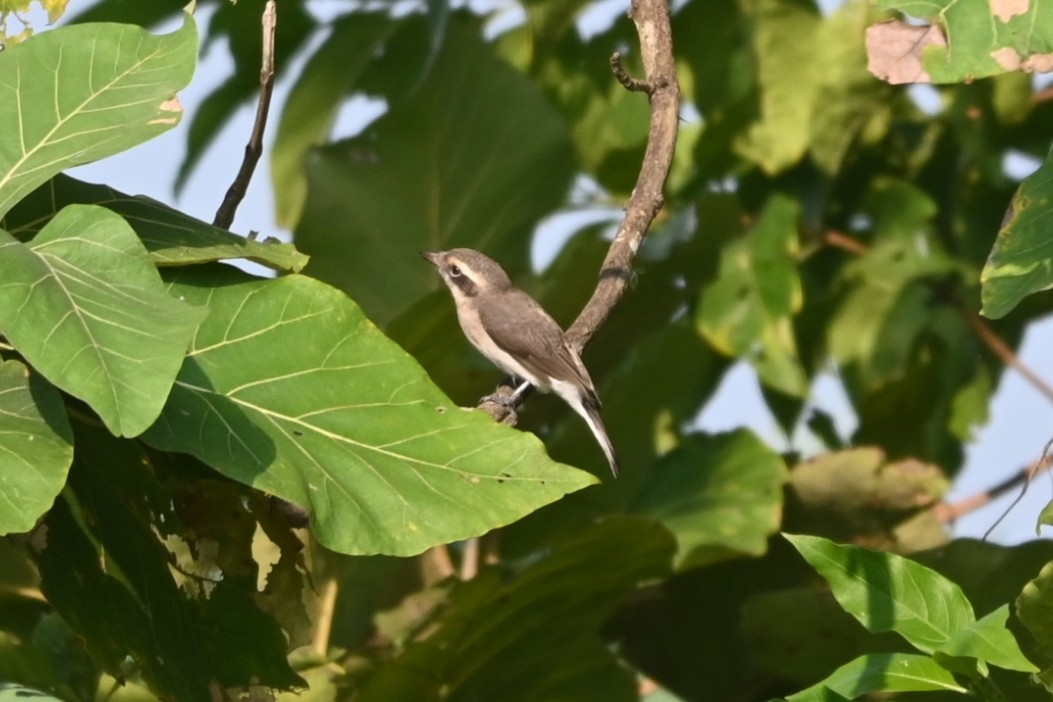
top-left (449, 264), bottom-right (463, 277)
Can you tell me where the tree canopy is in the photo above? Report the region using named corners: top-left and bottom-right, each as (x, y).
top-left (3, 0), bottom-right (1053, 700)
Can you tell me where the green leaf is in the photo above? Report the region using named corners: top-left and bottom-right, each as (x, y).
top-left (981, 153), bottom-right (1053, 318)
top-left (1017, 560), bottom-right (1053, 670)
top-left (0, 205), bottom-right (206, 436)
top-left (143, 265), bottom-right (596, 557)
top-left (870, 0), bottom-right (1053, 84)
top-left (0, 17), bottom-right (197, 217)
top-left (735, 0), bottom-right (822, 173)
top-left (271, 13), bottom-right (398, 228)
top-left (358, 516), bottom-right (674, 701)
top-left (296, 17), bottom-right (574, 325)
top-left (3, 174), bottom-right (309, 272)
top-left (785, 534), bottom-right (975, 653)
top-left (633, 430), bottom-right (788, 569)
top-left (0, 360), bottom-right (73, 535)
top-left (697, 194), bottom-right (807, 396)
top-left (939, 604), bottom-right (1037, 673)
top-left (784, 652), bottom-right (968, 701)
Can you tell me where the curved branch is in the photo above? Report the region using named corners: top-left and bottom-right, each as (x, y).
top-left (567, 0), bottom-right (680, 350)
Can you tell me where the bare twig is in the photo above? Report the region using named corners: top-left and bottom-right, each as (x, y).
top-left (961, 310), bottom-right (1053, 404)
top-left (478, 0), bottom-right (679, 421)
top-left (934, 449), bottom-right (1053, 524)
top-left (212, 0), bottom-right (277, 229)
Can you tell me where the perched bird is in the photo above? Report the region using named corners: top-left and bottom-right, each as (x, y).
top-left (422, 248), bottom-right (620, 477)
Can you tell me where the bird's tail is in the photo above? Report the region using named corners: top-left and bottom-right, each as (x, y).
top-left (550, 378), bottom-right (620, 477)
top-left (579, 399), bottom-right (620, 478)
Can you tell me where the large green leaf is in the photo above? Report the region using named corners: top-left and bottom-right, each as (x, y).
top-left (981, 153), bottom-right (1053, 318)
top-left (633, 430), bottom-right (787, 569)
top-left (143, 265), bottom-right (596, 557)
top-left (2, 174), bottom-right (308, 272)
top-left (0, 17), bottom-right (197, 217)
top-left (0, 205), bottom-right (206, 436)
top-left (786, 534), bottom-right (975, 654)
top-left (0, 359), bottom-right (73, 535)
top-left (296, 17), bottom-right (574, 325)
top-left (784, 652), bottom-right (967, 701)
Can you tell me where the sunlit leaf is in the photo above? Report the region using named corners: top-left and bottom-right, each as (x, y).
top-left (785, 652), bottom-right (967, 701)
top-left (981, 153), bottom-right (1053, 318)
top-left (786, 534), bottom-right (975, 653)
top-left (0, 205), bottom-right (206, 436)
top-left (0, 17), bottom-right (197, 217)
top-left (144, 265), bottom-right (596, 557)
top-left (939, 604), bottom-right (1036, 673)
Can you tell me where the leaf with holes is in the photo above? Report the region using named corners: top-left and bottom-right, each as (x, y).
top-left (0, 205), bottom-right (206, 436)
top-left (0, 17), bottom-right (197, 217)
top-left (143, 265), bottom-right (597, 557)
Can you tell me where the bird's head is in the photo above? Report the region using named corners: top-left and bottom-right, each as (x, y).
top-left (421, 248), bottom-right (513, 298)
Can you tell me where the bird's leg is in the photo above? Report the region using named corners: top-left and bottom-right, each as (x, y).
top-left (509, 380), bottom-right (532, 402)
top-left (480, 376), bottom-right (523, 408)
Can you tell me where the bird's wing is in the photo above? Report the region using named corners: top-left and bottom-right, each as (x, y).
top-left (477, 290), bottom-right (599, 403)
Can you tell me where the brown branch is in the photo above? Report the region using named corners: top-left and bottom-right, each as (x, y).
top-left (933, 439), bottom-right (1053, 538)
top-left (477, 0), bottom-right (679, 421)
top-left (566, 0), bottom-right (679, 350)
top-left (961, 309), bottom-right (1053, 404)
top-left (212, 0), bottom-right (277, 229)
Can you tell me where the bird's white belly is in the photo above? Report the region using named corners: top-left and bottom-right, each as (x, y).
top-left (456, 302), bottom-right (547, 390)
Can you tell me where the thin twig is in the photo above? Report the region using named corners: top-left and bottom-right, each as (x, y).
top-left (934, 449), bottom-right (1053, 524)
top-left (961, 311), bottom-right (1053, 404)
top-left (212, 0), bottom-right (277, 229)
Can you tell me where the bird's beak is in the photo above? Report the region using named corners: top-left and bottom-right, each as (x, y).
top-left (420, 251), bottom-right (443, 268)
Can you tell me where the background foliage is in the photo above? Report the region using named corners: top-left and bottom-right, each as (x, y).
top-left (3, 0), bottom-right (1053, 700)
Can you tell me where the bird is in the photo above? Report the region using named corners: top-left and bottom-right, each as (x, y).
top-left (421, 248), bottom-right (620, 477)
